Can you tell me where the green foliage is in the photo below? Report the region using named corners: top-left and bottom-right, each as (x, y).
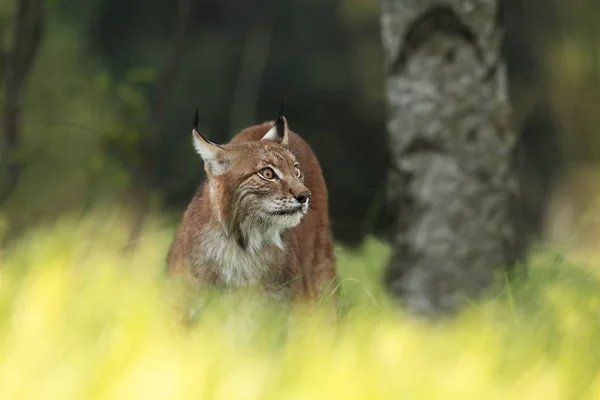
top-left (0, 20), bottom-right (152, 233)
top-left (528, 0), bottom-right (600, 161)
top-left (1, 210), bottom-right (600, 399)
top-left (97, 67), bottom-right (155, 170)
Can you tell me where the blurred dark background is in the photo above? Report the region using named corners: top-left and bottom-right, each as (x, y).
top-left (1, 0), bottom-right (599, 249)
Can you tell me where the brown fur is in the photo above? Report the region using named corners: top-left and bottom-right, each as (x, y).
top-left (167, 120), bottom-right (337, 308)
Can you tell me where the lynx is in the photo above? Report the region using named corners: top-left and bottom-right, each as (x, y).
top-left (167, 106), bottom-right (338, 309)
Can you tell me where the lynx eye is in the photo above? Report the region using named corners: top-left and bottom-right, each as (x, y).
top-left (294, 165), bottom-right (302, 178)
top-left (258, 167), bottom-right (276, 181)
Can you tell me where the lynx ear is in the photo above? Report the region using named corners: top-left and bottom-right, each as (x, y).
top-left (191, 109), bottom-right (230, 175)
top-left (261, 116), bottom-right (289, 148)
top-left (261, 98), bottom-right (289, 148)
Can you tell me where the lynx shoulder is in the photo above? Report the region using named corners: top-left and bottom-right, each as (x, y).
top-left (167, 109), bottom-right (337, 306)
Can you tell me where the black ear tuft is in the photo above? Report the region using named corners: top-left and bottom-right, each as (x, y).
top-left (191, 107), bottom-right (217, 145)
top-left (275, 116), bottom-right (286, 139)
top-left (278, 95), bottom-right (286, 119)
top-left (193, 108), bottom-right (199, 131)
top-left (275, 96), bottom-right (287, 138)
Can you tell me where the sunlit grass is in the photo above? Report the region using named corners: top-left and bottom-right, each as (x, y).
top-left (1, 209), bottom-right (600, 399)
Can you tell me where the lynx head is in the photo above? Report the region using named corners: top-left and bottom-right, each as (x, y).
top-left (191, 108), bottom-right (311, 248)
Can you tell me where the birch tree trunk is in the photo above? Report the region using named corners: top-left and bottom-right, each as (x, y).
top-left (380, 0), bottom-right (520, 316)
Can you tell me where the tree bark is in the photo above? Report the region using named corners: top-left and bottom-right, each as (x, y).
top-left (0, 0), bottom-right (44, 206)
top-left (380, 0), bottom-right (520, 316)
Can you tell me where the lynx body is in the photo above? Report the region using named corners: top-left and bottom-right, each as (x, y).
top-left (167, 113), bottom-right (337, 305)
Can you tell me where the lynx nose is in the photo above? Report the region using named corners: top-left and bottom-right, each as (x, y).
top-left (295, 191), bottom-right (311, 204)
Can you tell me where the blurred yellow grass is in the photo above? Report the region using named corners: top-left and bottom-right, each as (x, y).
top-left (0, 209), bottom-right (600, 399)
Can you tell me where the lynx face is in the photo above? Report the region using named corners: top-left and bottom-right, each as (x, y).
top-left (192, 116), bottom-right (311, 241)
top-left (237, 141), bottom-right (311, 229)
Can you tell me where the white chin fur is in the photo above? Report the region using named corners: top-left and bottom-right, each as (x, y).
top-left (259, 198), bottom-right (309, 229)
top-left (273, 211), bottom-right (304, 229)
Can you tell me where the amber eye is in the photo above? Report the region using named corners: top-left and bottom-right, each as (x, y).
top-left (294, 166), bottom-right (302, 178)
top-left (259, 167), bottom-right (276, 180)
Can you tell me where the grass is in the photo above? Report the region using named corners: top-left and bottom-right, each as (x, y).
top-left (1, 208), bottom-right (600, 399)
